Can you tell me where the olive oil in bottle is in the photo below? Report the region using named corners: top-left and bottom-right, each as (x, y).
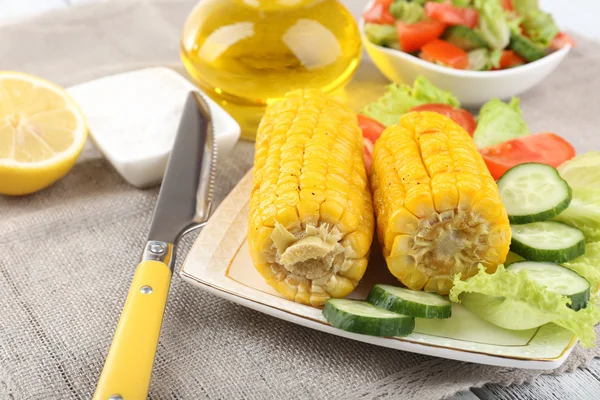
top-left (180, 0), bottom-right (362, 139)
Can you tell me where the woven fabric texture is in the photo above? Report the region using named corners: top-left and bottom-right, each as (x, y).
top-left (1, 1), bottom-right (599, 399)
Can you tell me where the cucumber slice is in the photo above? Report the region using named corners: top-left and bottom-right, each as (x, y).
top-left (511, 221), bottom-right (585, 263)
top-left (366, 284), bottom-right (452, 319)
top-left (364, 23), bottom-right (398, 47)
top-left (323, 299), bottom-right (415, 337)
top-left (507, 261), bottom-right (590, 310)
top-left (509, 31), bottom-right (546, 62)
top-left (443, 26), bottom-right (487, 51)
top-left (498, 163), bottom-right (572, 224)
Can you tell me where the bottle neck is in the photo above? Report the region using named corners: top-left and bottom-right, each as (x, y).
top-left (232, 0), bottom-right (330, 11)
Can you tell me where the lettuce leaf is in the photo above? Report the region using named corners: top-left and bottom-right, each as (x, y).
top-left (472, 97), bottom-right (529, 148)
top-left (361, 76), bottom-right (460, 126)
top-left (506, 11), bottom-right (524, 32)
top-left (512, 0), bottom-right (539, 15)
top-left (403, 0), bottom-right (470, 4)
top-left (558, 151), bottom-right (600, 189)
top-left (412, 76), bottom-right (461, 106)
top-left (563, 242), bottom-right (600, 292)
top-left (555, 153), bottom-right (600, 242)
top-left (554, 188), bottom-right (600, 243)
top-left (521, 9), bottom-right (559, 48)
top-left (467, 48), bottom-right (502, 71)
top-left (390, 1), bottom-right (425, 24)
top-left (450, 265), bottom-right (600, 347)
top-left (474, 0), bottom-right (510, 50)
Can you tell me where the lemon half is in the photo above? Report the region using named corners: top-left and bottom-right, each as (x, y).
top-left (0, 72), bottom-right (88, 195)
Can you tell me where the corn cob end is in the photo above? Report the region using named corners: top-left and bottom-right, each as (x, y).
top-left (372, 111), bottom-right (511, 295)
top-left (248, 89), bottom-right (374, 306)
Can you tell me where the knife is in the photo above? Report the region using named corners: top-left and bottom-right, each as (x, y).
top-left (93, 92), bottom-right (217, 400)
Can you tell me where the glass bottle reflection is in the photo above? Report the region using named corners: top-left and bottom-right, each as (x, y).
top-left (181, 0), bottom-right (362, 138)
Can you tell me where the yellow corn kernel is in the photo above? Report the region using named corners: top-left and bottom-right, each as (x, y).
top-left (372, 111), bottom-right (511, 294)
top-left (248, 89), bottom-right (374, 306)
top-left (338, 257), bottom-right (369, 281)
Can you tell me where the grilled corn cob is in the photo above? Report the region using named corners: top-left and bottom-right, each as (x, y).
top-left (371, 111), bottom-right (511, 295)
top-left (248, 89), bottom-right (374, 306)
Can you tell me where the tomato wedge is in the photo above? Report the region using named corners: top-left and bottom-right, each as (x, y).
top-left (363, 137), bottom-right (374, 174)
top-left (424, 2), bottom-right (479, 29)
top-left (409, 104), bottom-right (476, 136)
top-left (420, 39), bottom-right (469, 70)
top-left (500, 0), bottom-right (514, 11)
top-left (397, 20), bottom-right (446, 53)
top-left (363, 0), bottom-right (395, 25)
top-left (357, 114), bottom-right (386, 143)
top-left (497, 50), bottom-right (526, 69)
top-left (550, 32), bottom-right (576, 50)
top-left (357, 115), bottom-right (386, 174)
top-left (479, 133), bottom-right (576, 180)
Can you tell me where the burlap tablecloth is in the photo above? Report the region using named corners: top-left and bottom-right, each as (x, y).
top-left (1, 1), bottom-right (600, 399)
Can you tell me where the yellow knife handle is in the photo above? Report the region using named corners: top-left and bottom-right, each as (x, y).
top-left (93, 259), bottom-right (172, 400)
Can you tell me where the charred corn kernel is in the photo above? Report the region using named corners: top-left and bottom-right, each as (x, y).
top-left (371, 112), bottom-right (511, 295)
top-left (248, 89), bottom-right (374, 306)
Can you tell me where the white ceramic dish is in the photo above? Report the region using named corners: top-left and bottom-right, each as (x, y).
top-left (180, 171), bottom-right (577, 370)
top-left (359, 2), bottom-right (571, 107)
top-left (68, 67), bottom-right (240, 188)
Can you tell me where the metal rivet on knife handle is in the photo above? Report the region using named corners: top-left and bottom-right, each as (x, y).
top-left (139, 286), bottom-right (153, 295)
top-left (149, 243), bottom-right (165, 255)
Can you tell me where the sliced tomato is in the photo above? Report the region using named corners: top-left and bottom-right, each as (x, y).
top-left (397, 20), bottom-right (446, 53)
top-left (550, 32), bottom-right (576, 50)
top-left (363, 0), bottom-right (395, 25)
top-left (409, 104), bottom-right (476, 136)
top-left (357, 114), bottom-right (385, 174)
top-left (500, 0), bottom-right (514, 11)
top-left (420, 39), bottom-right (469, 69)
top-left (357, 114), bottom-right (386, 143)
top-left (363, 137), bottom-right (374, 174)
top-left (424, 2), bottom-right (479, 29)
top-left (479, 133), bottom-right (576, 180)
top-left (497, 50), bottom-right (526, 69)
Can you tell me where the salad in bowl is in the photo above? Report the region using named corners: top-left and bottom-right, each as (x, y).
top-left (363, 0), bottom-right (574, 71)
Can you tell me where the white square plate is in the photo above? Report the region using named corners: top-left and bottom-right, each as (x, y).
top-left (180, 171), bottom-right (577, 370)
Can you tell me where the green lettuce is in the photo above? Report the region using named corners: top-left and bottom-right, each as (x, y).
top-left (554, 189), bottom-right (600, 243)
top-left (554, 153), bottom-right (600, 242)
top-left (361, 76), bottom-right (460, 126)
top-left (472, 98), bottom-right (529, 148)
top-left (474, 0), bottom-right (510, 50)
top-left (558, 152), bottom-right (600, 189)
top-left (390, 1), bottom-right (425, 24)
top-left (512, 0), bottom-right (539, 15)
top-left (506, 11), bottom-right (524, 32)
top-left (521, 9), bottom-right (559, 48)
top-left (450, 265), bottom-right (600, 347)
top-left (401, 0), bottom-right (470, 7)
top-left (563, 242), bottom-right (600, 291)
top-left (411, 76), bottom-right (461, 106)
top-left (467, 48), bottom-right (503, 71)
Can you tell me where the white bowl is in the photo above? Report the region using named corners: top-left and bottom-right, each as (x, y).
top-left (359, 10), bottom-right (571, 107)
